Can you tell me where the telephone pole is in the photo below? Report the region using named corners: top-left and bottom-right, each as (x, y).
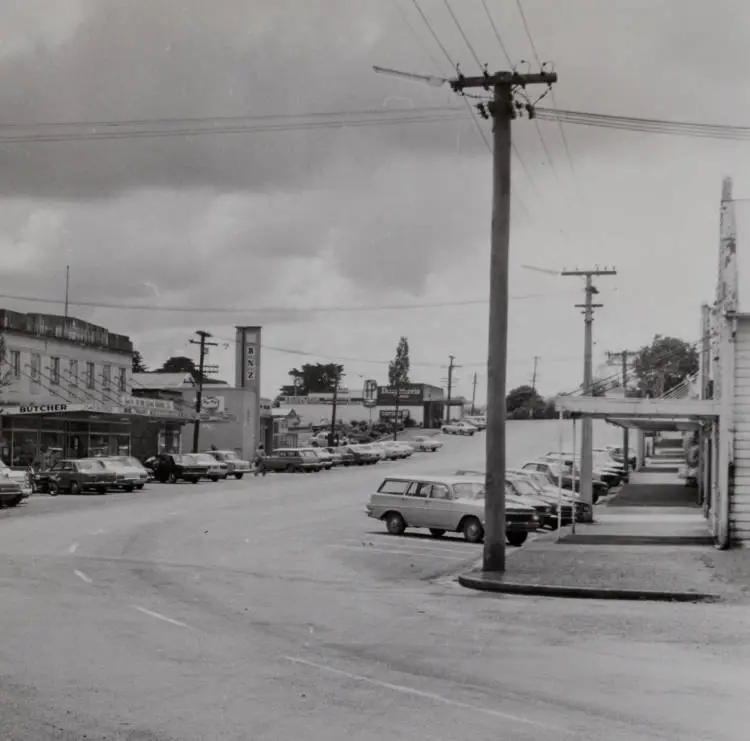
top-left (446, 355), bottom-right (456, 423)
top-left (607, 349), bottom-right (636, 477)
top-left (189, 330), bottom-right (218, 452)
top-left (449, 69), bottom-right (558, 573)
top-left (530, 355), bottom-right (540, 419)
top-left (329, 370), bottom-right (344, 447)
top-left (470, 372), bottom-right (478, 416)
top-left (562, 267), bottom-right (617, 518)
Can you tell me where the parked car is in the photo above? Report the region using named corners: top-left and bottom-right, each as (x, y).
top-left (331, 446), bottom-right (356, 466)
top-left (544, 453), bottom-right (622, 488)
top-left (202, 449), bottom-right (252, 479)
top-left (302, 448), bottom-right (333, 470)
top-left (379, 441), bottom-right (411, 460)
top-left (148, 453), bottom-right (209, 484)
top-left (100, 456), bottom-right (149, 491)
top-left (343, 445), bottom-right (380, 466)
top-left (463, 416), bottom-right (487, 430)
top-left (263, 448), bottom-right (323, 473)
top-left (410, 435), bottom-right (443, 452)
top-left (324, 447), bottom-right (345, 466)
top-left (0, 464), bottom-right (32, 498)
top-left (441, 421), bottom-right (477, 436)
top-left (189, 453), bottom-right (230, 481)
top-left (507, 467), bottom-right (590, 522)
top-left (366, 475), bottom-right (539, 546)
top-left (521, 460), bottom-right (608, 503)
top-left (35, 458), bottom-right (118, 495)
top-left (0, 476), bottom-right (24, 508)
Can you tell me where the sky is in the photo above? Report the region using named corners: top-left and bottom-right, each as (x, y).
top-left (2, 0), bottom-right (750, 404)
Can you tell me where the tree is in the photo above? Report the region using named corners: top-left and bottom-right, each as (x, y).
top-left (633, 335), bottom-right (699, 398)
top-left (388, 336), bottom-right (410, 387)
top-left (281, 363), bottom-right (344, 395)
top-left (506, 385), bottom-right (546, 419)
top-left (132, 350), bottom-right (149, 373)
top-left (156, 356), bottom-right (197, 375)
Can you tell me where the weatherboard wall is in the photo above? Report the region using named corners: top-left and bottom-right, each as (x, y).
top-left (731, 317), bottom-right (750, 541)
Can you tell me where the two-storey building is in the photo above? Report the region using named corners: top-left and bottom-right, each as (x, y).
top-left (0, 310), bottom-right (190, 467)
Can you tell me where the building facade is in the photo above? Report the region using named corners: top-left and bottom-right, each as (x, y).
top-left (0, 310), bottom-right (189, 468)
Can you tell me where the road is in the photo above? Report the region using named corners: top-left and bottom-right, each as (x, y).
top-left (1, 432), bottom-right (748, 740)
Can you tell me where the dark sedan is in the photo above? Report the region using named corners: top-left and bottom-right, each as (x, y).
top-left (149, 453), bottom-right (209, 483)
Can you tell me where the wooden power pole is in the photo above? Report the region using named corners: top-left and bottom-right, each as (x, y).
top-left (561, 268), bottom-right (617, 518)
top-left (607, 349), bottom-right (636, 477)
top-left (446, 355), bottom-right (456, 423)
top-left (470, 372), bottom-right (478, 416)
top-left (189, 330), bottom-right (218, 453)
top-left (450, 69), bottom-right (558, 573)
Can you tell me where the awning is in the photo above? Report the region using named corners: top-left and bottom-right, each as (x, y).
top-left (553, 396), bottom-right (719, 432)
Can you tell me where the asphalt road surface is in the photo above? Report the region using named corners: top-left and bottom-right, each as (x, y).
top-left (1, 433), bottom-right (748, 740)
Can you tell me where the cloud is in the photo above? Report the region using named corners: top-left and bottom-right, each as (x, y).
top-left (0, 0), bottom-right (748, 402)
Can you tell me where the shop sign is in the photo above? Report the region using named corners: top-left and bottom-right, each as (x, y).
top-left (0, 403), bottom-right (87, 415)
top-left (376, 385), bottom-right (424, 406)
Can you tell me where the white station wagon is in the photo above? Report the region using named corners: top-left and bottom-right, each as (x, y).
top-left (366, 475), bottom-right (539, 546)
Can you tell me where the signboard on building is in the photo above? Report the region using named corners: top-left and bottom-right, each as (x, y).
top-left (235, 326), bottom-right (261, 392)
top-left (0, 402), bottom-right (87, 415)
top-left (377, 384), bottom-right (424, 406)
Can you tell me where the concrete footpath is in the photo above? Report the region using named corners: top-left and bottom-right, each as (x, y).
top-left (459, 459), bottom-right (750, 603)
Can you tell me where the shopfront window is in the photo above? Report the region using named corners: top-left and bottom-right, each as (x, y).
top-left (89, 434), bottom-right (109, 458)
top-left (9, 350), bottom-right (20, 379)
top-left (112, 435), bottom-right (131, 455)
top-left (41, 429), bottom-right (65, 464)
top-left (11, 430), bottom-right (39, 468)
top-left (118, 367), bottom-right (128, 393)
top-left (86, 362), bottom-right (95, 389)
top-left (50, 356), bottom-right (61, 385)
top-left (30, 353), bottom-right (41, 390)
top-left (102, 364), bottom-right (111, 391)
top-left (69, 359), bottom-right (79, 387)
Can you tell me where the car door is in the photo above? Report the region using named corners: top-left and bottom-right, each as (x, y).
top-left (425, 483), bottom-right (455, 529)
top-left (59, 461), bottom-right (75, 490)
top-left (401, 481), bottom-right (431, 527)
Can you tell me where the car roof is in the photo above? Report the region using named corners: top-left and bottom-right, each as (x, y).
top-left (381, 474), bottom-right (481, 486)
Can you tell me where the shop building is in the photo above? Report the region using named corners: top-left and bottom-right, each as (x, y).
top-left (0, 310), bottom-right (189, 467)
top-left (376, 383), bottom-right (455, 428)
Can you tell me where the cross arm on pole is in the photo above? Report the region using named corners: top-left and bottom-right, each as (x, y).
top-left (450, 71), bottom-right (558, 91)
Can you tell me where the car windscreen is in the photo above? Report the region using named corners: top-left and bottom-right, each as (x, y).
top-left (193, 454), bottom-right (216, 464)
top-left (78, 459), bottom-right (106, 471)
top-left (452, 482), bottom-right (484, 500)
top-left (176, 454), bottom-right (198, 464)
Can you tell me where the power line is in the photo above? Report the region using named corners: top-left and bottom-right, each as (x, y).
top-left (391, 0), bottom-right (448, 75)
top-left (514, 0), bottom-right (578, 178)
top-left (409, 0), bottom-right (456, 69)
top-left (0, 287), bottom-right (584, 316)
top-left (442, 0), bottom-right (483, 69)
top-left (480, 0), bottom-right (513, 67)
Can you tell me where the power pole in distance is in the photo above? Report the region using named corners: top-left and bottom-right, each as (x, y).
top-left (450, 68), bottom-right (558, 574)
top-left (607, 349), bottom-right (636, 477)
top-left (562, 267), bottom-right (617, 518)
top-left (470, 372), bottom-right (478, 416)
top-left (189, 330), bottom-right (219, 453)
top-left (328, 369), bottom-right (344, 447)
top-left (373, 64), bottom-right (557, 573)
top-left (530, 355), bottom-right (540, 419)
top-left (446, 355), bottom-right (456, 423)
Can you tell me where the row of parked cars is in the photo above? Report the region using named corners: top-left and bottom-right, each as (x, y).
top-left (261, 436), bottom-right (444, 474)
top-left (365, 445), bottom-right (628, 546)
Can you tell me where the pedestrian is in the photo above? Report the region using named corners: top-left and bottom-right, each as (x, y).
top-left (253, 444), bottom-right (267, 477)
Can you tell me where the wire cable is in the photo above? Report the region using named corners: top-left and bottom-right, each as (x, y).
top-left (442, 0), bottom-right (483, 69)
top-left (391, 0), bottom-right (448, 76)
top-left (409, 0), bottom-right (456, 69)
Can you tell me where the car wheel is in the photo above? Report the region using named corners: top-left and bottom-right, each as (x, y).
top-left (70, 480), bottom-right (81, 496)
top-left (96, 486), bottom-right (107, 495)
top-left (124, 485), bottom-right (135, 492)
top-left (6, 495), bottom-right (22, 508)
top-left (234, 473), bottom-right (244, 480)
top-left (169, 473), bottom-right (179, 484)
top-left (385, 512), bottom-right (406, 535)
top-left (48, 481), bottom-right (60, 497)
top-left (285, 464), bottom-right (296, 473)
top-left (507, 531), bottom-right (528, 547)
top-left (429, 528), bottom-right (446, 538)
top-left (191, 478), bottom-right (199, 484)
top-left (135, 484), bottom-right (145, 490)
top-left (210, 477), bottom-right (219, 482)
top-left (462, 517), bottom-right (484, 544)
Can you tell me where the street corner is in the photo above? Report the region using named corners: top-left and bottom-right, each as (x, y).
top-left (457, 570), bottom-right (721, 602)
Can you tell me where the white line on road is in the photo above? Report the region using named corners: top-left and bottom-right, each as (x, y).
top-left (285, 656), bottom-right (562, 731)
top-left (67, 542), bottom-right (79, 554)
top-left (132, 605), bottom-right (190, 628)
top-left (328, 544), bottom-right (461, 561)
top-left (73, 569), bottom-right (93, 584)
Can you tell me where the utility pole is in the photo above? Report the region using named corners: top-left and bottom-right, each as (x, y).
top-left (189, 330), bottom-right (218, 453)
top-left (449, 69), bottom-right (558, 573)
top-left (562, 267), bottom-right (617, 518)
top-left (328, 370), bottom-right (343, 447)
top-left (446, 355), bottom-right (456, 423)
top-left (470, 372), bottom-right (478, 416)
top-left (64, 265), bottom-right (70, 319)
top-left (607, 349), bottom-right (636, 477)
top-left (393, 379), bottom-right (401, 441)
top-left (530, 355), bottom-right (540, 419)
